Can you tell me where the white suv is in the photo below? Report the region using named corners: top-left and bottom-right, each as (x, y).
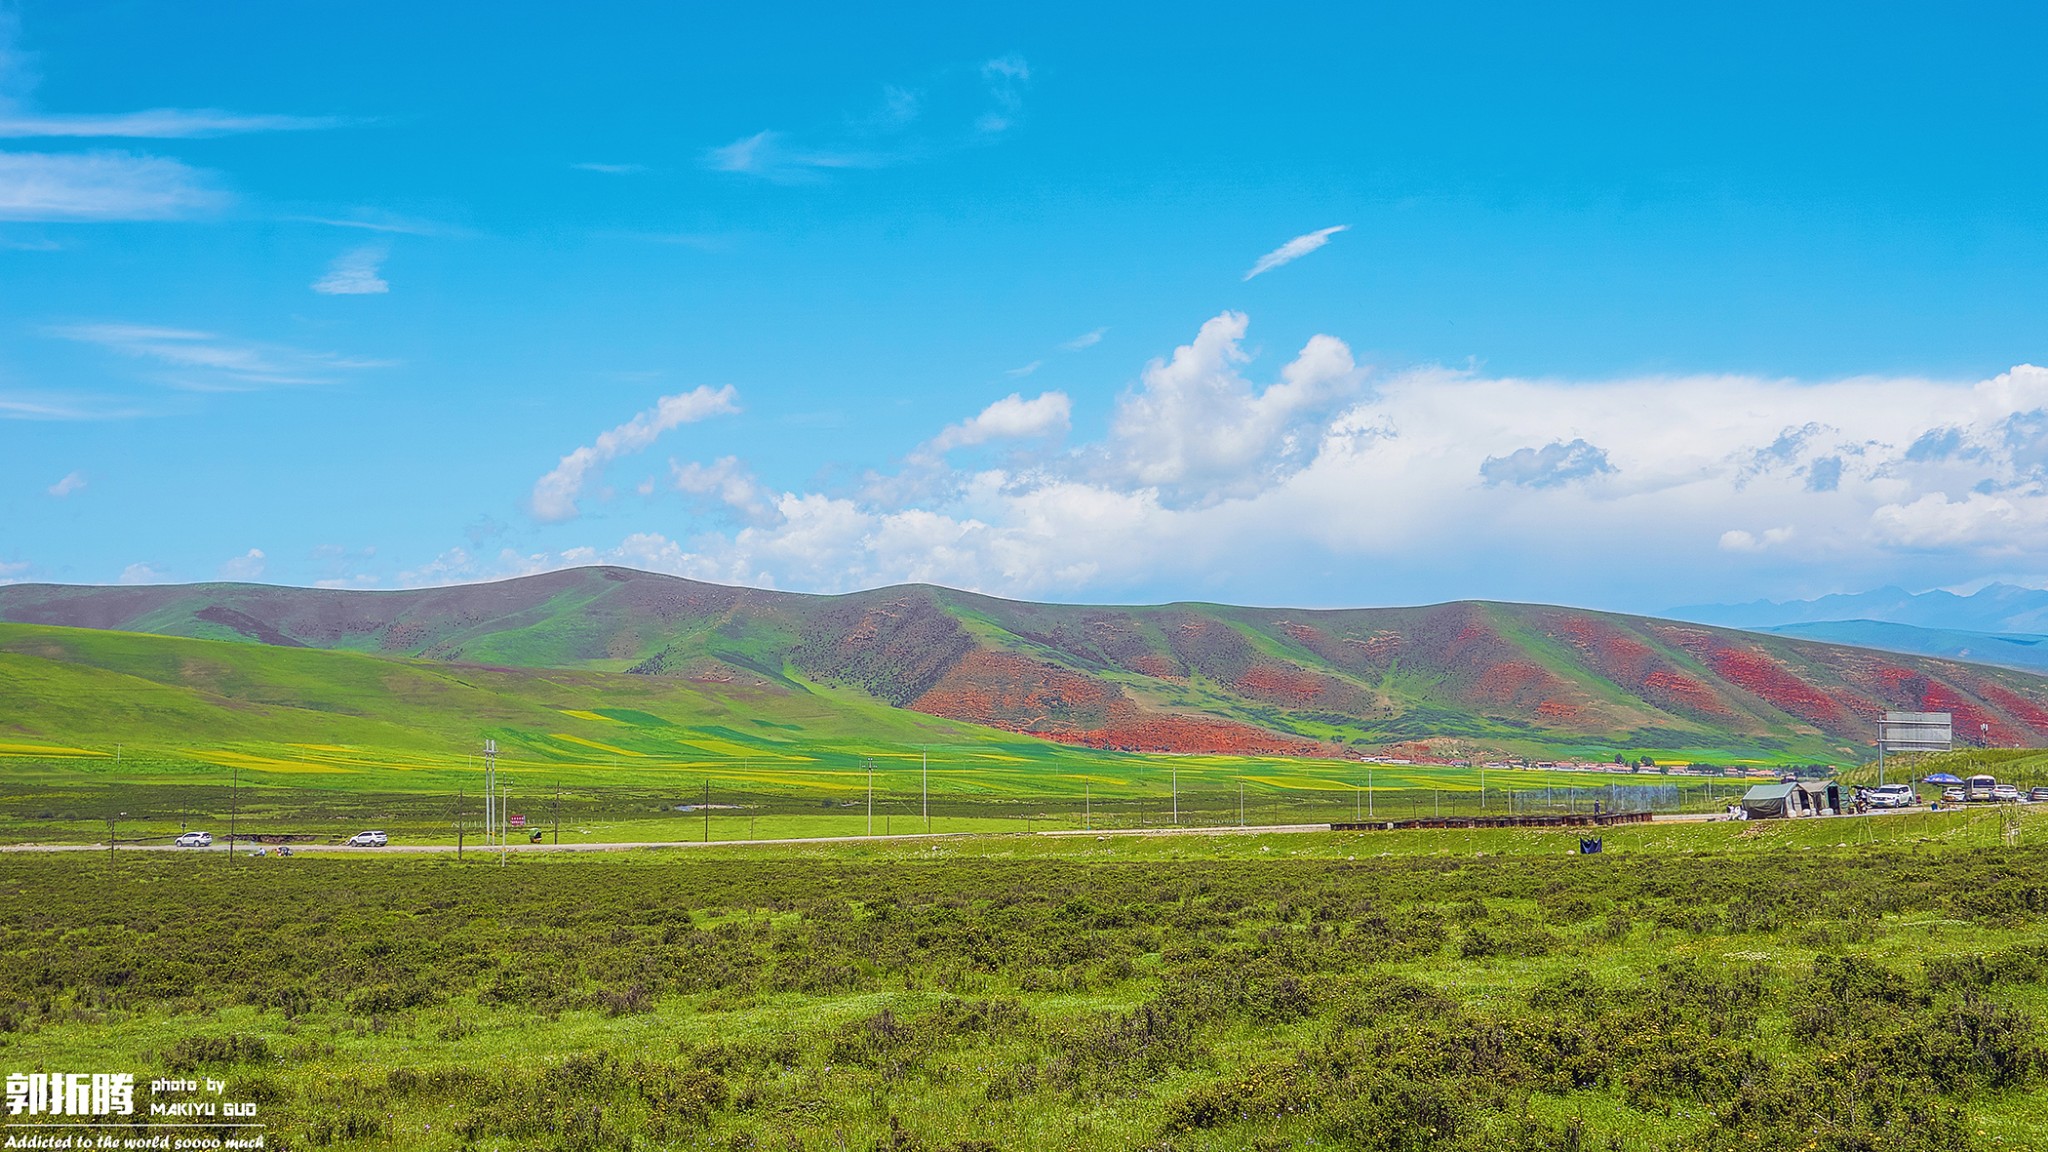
top-left (173, 831), bottom-right (213, 847)
top-left (1867, 784), bottom-right (1917, 809)
top-left (345, 830), bottom-right (389, 847)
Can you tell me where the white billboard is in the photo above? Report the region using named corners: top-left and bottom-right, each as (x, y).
top-left (1879, 710), bottom-right (1953, 753)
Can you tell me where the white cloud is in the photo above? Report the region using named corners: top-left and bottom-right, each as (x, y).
top-left (1107, 311), bottom-right (1360, 499)
top-left (1060, 327), bottom-right (1107, 351)
top-left (1870, 492), bottom-right (2032, 550)
top-left (1005, 360), bottom-right (1041, 378)
top-left (930, 392), bottom-right (1071, 453)
top-left (709, 55), bottom-right (1031, 182)
top-left (571, 162), bottom-right (645, 174)
top-left (45, 470), bottom-right (84, 496)
top-left (532, 385), bottom-right (740, 521)
top-left (54, 324), bottom-right (391, 391)
top-left (0, 110), bottom-right (342, 138)
top-left (0, 392), bottom-right (145, 420)
top-left (0, 150), bottom-right (226, 221)
top-left (1243, 225), bottom-right (1348, 280)
top-left (390, 318), bottom-right (2048, 607)
top-left (218, 548), bottom-right (266, 580)
top-left (0, 559), bottom-right (29, 585)
top-left (672, 455), bottom-right (772, 521)
top-left (1719, 527), bottom-right (1796, 553)
top-left (118, 562), bottom-right (170, 585)
top-left (311, 245), bottom-right (389, 295)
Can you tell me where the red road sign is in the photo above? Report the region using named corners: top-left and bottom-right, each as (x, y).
top-left (508, 814), bottom-right (525, 827)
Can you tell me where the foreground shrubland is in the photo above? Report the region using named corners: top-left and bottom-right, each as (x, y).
top-left (2, 834), bottom-right (2046, 1150)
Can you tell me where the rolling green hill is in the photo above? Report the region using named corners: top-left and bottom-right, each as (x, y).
top-left (6, 566), bottom-right (2048, 769)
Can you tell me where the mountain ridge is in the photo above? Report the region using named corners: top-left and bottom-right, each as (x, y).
top-left (8, 567), bottom-right (2048, 762)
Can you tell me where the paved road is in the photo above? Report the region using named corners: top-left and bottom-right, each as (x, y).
top-left (0, 813), bottom-right (1841, 855)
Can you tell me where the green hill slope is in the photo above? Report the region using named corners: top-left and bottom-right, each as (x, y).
top-left (7, 567), bottom-right (2048, 764)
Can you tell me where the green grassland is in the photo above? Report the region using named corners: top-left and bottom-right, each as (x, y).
top-left (0, 621), bottom-right (1775, 846)
top-left (3, 813), bottom-right (2048, 1150)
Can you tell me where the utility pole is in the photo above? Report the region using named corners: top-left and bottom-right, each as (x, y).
top-left (229, 764), bottom-right (238, 864)
top-left (703, 779), bottom-right (710, 843)
top-left (1239, 780), bottom-right (1245, 828)
top-left (1369, 767), bottom-right (1374, 819)
top-left (500, 783), bottom-right (508, 867)
top-left (1172, 763), bottom-right (1178, 826)
top-left (554, 783), bottom-right (561, 846)
top-left (456, 783), bottom-right (464, 860)
top-left (922, 748), bottom-right (929, 834)
top-left (107, 811), bottom-right (123, 870)
top-left (483, 739), bottom-right (498, 851)
top-left (866, 758), bottom-right (874, 837)
top-left (1084, 781), bottom-right (1090, 831)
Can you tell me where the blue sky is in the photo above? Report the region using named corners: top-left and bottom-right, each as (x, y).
top-left (5, 1), bottom-right (2048, 612)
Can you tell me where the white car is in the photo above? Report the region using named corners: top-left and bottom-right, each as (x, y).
top-left (1994, 784), bottom-right (2022, 803)
top-left (173, 831), bottom-right (213, 847)
top-left (1867, 784), bottom-right (1918, 809)
top-left (345, 830), bottom-right (388, 847)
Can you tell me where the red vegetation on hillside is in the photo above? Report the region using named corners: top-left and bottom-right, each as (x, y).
top-left (1961, 678), bottom-right (2048, 739)
top-left (1067, 715), bottom-right (1323, 756)
top-left (909, 648), bottom-right (1320, 755)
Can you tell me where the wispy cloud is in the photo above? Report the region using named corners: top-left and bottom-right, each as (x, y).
top-left (571, 161), bottom-right (645, 174)
top-left (1005, 360), bottom-right (1041, 378)
top-left (0, 391), bottom-right (147, 420)
top-left (53, 324), bottom-right (392, 391)
top-left (0, 109), bottom-right (344, 138)
top-left (706, 130), bottom-right (879, 183)
top-left (311, 245), bottom-right (389, 295)
top-left (1243, 224), bottom-right (1348, 280)
top-left (293, 210), bottom-right (458, 237)
top-left (708, 55), bottom-right (1032, 182)
top-left (46, 470), bottom-right (84, 497)
top-left (1060, 327), bottom-right (1107, 351)
top-left (0, 150), bottom-right (226, 221)
top-left (532, 386), bottom-right (741, 522)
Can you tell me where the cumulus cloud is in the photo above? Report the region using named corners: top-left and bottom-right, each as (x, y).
top-left (1243, 225), bottom-right (1348, 280)
top-left (0, 150), bottom-right (226, 221)
top-left (929, 392), bottom-right (1071, 453)
top-left (672, 455), bottom-right (772, 522)
top-left (1720, 527), bottom-right (1796, 553)
top-left (1107, 311), bottom-right (1360, 500)
top-left (390, 316), bottom-right (2048, 606)
top-left (218, 548), bottom-right (266, 580)
top-left (532, 385), bottom-right (740, 521)
top-left (1480, 439), bottom-right (1615, 489)
top-left (45, 470), bottom-right (83, 496)
top-left (311, 245), bottom-right (389, 295)
top-left (118, 562), bottom-right (169, 585)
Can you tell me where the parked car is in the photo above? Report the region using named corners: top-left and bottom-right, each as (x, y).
top-left (1967, 775), bottom-right (1998, 802)
top-left (2029, 787), bottom-right (2048, 803)
top-left (345, 830), bottom-right (388, 847)
top-left (1994, 783), bottom-right (2022, 802)
top-left (1941, 787), bottom-right (1967, 803)
top-left (173, 830), bottom-right (213, 847)
top-left (1867, 783), bottom-right (1918, 809)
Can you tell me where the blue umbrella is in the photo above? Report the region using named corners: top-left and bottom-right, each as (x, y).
top-left (1923, 773), bottom-right (1964, 784)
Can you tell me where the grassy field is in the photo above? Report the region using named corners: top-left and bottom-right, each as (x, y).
top-left (3, 810), bottom-right (2047, 1150)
